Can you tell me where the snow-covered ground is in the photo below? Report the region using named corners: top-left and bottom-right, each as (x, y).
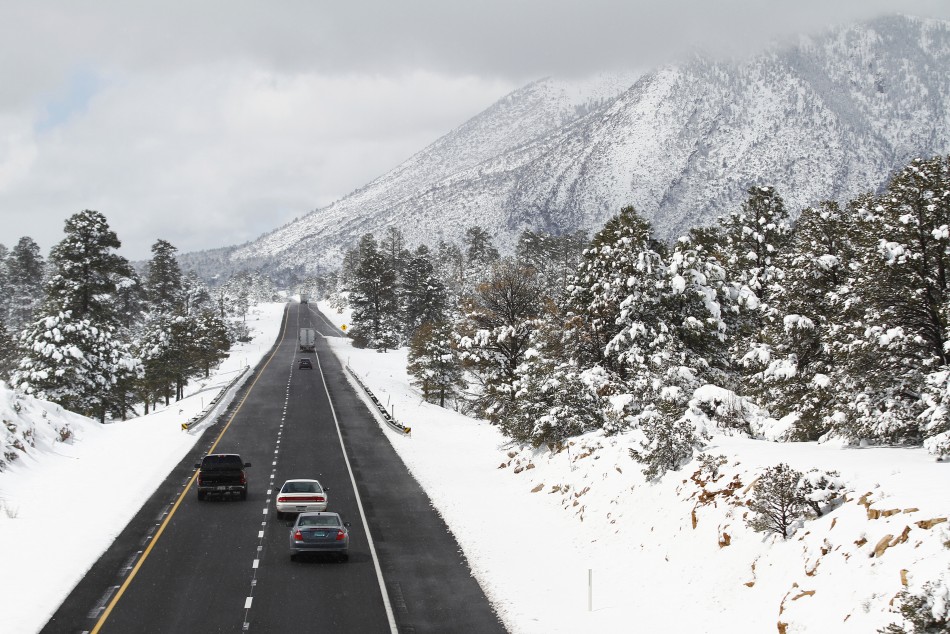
top-left (2, 301), bottom-right (948, 633)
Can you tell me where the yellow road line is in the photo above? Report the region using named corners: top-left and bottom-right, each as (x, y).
top-left (91, 304), bottom-right (290, 634)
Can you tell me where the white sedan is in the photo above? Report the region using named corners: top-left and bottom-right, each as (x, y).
top-left (276, 479), bottom-right (329, 519)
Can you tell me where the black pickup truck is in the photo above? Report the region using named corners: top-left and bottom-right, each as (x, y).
top-left (194, 454), bottom-right (251, 500)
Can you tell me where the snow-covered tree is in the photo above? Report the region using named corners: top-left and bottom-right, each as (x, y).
top-left (14, 311), bottom-right (140, 422)
top-left (348, 234), bottom-right (399, 349)
top-left (516, 229), bottom-right (588, 301)
top-left (750, 201), bottom-right (859, 439)
top-left (717, 186), bottom-right (792, 381)
top-left (566, 206), bottom-right (662, 381)
top-left (4, 237), bottom-right (45, 332)
top-left (400, 246), bottom-right (448, 339)
top-left (457, 260), bottom-right (542, 424)
top-left (406, 320), bottom-right (464, 408)
top-left (834, 157), bottom-right (950, 444)
top-left (628, 358), bottom-right (710, 480)
top-left (746, 462), bottom-right (806, 539)
top-left (144, 239), bottom-right (184, 312)
top-left (42, 210), bottom-right (136, 324)
top-left (506, 315), bottom-right (605, 446)
top-left (13, 211), bottom-right (139, 422)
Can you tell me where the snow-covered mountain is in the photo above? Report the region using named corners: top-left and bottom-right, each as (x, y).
top-left (229, 14), bottom-right (950, 272)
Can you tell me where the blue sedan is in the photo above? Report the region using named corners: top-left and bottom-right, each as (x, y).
top-left (289, 512), bottom-right (350, 562)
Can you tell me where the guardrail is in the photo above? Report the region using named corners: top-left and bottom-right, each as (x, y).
top-left (345, 366), bottom-right (411, 436)
top-left (181, 366), bottom-right (252, 431)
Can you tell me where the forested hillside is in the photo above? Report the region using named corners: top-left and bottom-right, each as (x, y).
top-left (0, 211), bottom-right (276, 454)
top-left (338, 155), bottom-right (950, 458)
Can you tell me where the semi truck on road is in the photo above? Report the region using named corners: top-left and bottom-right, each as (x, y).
top-left (299, 328), bottom-right (317, 352)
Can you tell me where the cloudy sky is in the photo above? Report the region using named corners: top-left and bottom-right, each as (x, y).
top-left (2, 1), bottom-right (949, 261)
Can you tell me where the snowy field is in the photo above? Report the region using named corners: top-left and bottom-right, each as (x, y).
top-left (1, 300), bottom-right (948, 633)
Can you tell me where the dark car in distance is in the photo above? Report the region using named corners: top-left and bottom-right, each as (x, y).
top-left (298, 358), bottom-right (313, 370)
top-left (289, 512), bottom-right (350, 561)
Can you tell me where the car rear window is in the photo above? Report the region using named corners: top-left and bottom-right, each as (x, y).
top-left (299, 515), bottom-right (340, 527)
top-left (201, 455), bottom-right (243, 470)
top-left (282, 481), bottom-right (322, 493)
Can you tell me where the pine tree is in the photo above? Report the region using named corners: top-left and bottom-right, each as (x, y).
top-left (507, 316), bottom-right (605, 446)
top-left (400, 246), bottom-right (448, 339)
top-left (348, 234), bottom-right (399, 349)
top-left (12, 210), bottom-right (139, 422)
top-left (456, 260), bottom-right (542, 424)
top-left (628, 358), bottom-right (709, 479)
top-left (43, 210), bottom-right (136, 324)
top-left (753, 201), bottom-right (859, 439)
top-left (566, 206), bottom-right (660, 379)
top-left (717, 186), bottom-right (792, 381)
top-left (464, 226), bottom-right (500, 267)
top-left (747, 463), bottom-right (806, 539)
top-left (4, 237), bottom-right (45, 332)
top-left (837, 157), bottom-right (950, 444)
top-left (407, 320), bottom-right (464, 407)
top-left (145, 239), bottom-right (184, 312)
top-left (516, 229), bottom-right (588, 300)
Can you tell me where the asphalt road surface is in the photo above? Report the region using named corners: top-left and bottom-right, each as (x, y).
top-left (43, 301), bottom-right (505, 634)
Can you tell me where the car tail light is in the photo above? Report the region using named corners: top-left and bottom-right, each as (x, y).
top-left (277, 496), bottom-right (289, 502)
top-left (336, 530), bottom-right (346, 541)
top-left (294, 530), bottom-right (303, 541)
top-left (240, 473), bottom-right (247, 485)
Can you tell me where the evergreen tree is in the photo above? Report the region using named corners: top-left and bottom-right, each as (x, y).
top-left (5, 237), bottom-right (45, 332)
top-left (145, 239), bottom-right (184, 312)
top-left (566, 206), bottom-right (660, 379)
top-left (435, 238), bottom-right (466, 300)
top-left (752, 201), bottom-right (859, 439)
top-left (400, 246), bottom-right (448, 339)
top-left (464, 226), bottom-right (500, 267)
top-left (457, 260), bottom-right (542, 424)
top-left (43, 210), bottom-right (136, 324)
top-left (517, 229), bottom-right (588, 300)
top-left (13, 210), bottom-right (139, 422)
top-left (507, 315), bottom-right (605, 446)
top-left (717, 186), bottom-right (792, 381)
top-left (380, 226), bottom-right (410, 281)
top-left (348, 234), bottom-right (399, 348)
top-left (837, 157), bottom-right (950, 443)
top-left (0, 316), bottom-right (16, 380)
top-left (407, 320), bottom-right (464, 407)
top-left (746, 463), bottom-right (806, 539)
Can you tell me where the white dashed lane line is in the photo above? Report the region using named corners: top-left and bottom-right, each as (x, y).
top-left (242, 365), bottom-right (292, 631)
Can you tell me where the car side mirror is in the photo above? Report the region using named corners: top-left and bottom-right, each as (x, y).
top-left (343, 522), bottom-right (351, 527)
top-left (194, 463), bottom-right (200, 469)
top-left (244, 462), bottom-right (252, 468)
top-left (323, 486), bottom-right (330, 492)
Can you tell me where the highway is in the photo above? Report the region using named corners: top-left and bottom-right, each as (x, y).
top-left (43, 301), bottom-right (505, 633)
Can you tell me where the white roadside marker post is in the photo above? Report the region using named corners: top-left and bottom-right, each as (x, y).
top-left (588, 568), bottom-right (593, 612)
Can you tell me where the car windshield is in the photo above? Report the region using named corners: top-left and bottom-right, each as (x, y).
top-left (298, 516), bottom-right (340, 527)
top-left (282, 481), bottom-right (321, 493)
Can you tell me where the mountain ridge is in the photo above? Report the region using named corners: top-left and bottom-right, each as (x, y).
top-left (220, 14), bottom-right (950, 273)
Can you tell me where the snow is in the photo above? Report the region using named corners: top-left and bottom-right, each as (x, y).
top-left (2, 301), bottom-right (949, 633)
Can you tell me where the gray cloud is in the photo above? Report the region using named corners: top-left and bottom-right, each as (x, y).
top-left (0, 1), bottom-right (948, 260)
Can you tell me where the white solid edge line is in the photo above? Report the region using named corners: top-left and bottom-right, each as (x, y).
top-left (314, 346), bottom-right (399, 633)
